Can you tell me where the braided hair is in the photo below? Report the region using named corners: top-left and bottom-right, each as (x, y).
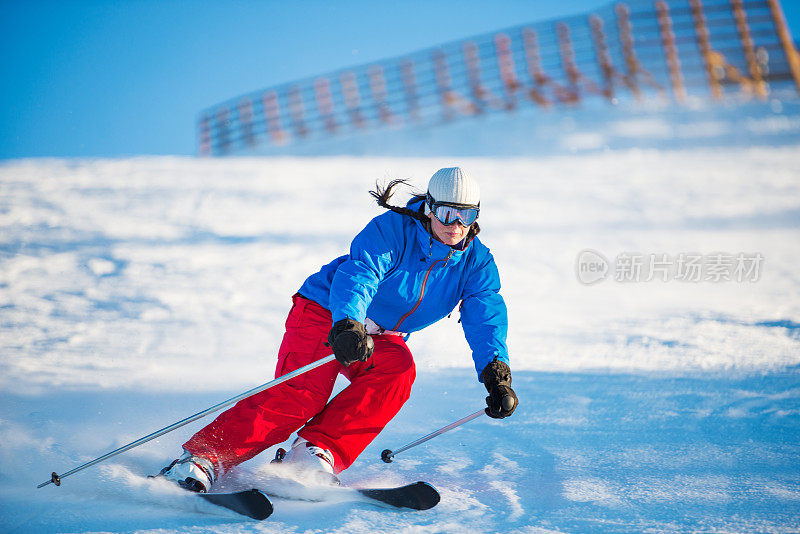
top-left (369, 179), bottom-right (426, 221)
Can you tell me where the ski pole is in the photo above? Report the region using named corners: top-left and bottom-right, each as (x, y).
top-left (381, 408), bottom-right (486, 463)
top-left (37, 353), bottom-right (337, 489)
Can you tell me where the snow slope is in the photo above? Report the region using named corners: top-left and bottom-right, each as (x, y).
top-left (1, 146), bottom-right (799, 532)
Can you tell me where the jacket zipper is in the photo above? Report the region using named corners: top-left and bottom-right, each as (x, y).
top-left (391, 249), bottom-right (454, 332)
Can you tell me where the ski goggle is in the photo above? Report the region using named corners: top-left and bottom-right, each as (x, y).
top-left (428, 197), bottom-right (480, 226)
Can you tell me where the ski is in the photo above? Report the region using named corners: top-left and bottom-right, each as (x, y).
top-left (264, 449), bottom-right (439, 510)
top-left (148, 471), bottom-right (273, 520)
top-left (357, 481), bottom-right (440, 510)
top-left (198, 489), bottom-right (273, 520)
top-left (257, 476), bottom-right (440, 511)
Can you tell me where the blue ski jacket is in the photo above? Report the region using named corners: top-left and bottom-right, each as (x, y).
top-left (298, 198), bottom-right (508, 379)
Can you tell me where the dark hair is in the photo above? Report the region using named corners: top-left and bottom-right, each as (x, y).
top-left (369, 179), bottom-right (427, 221)
top-left (369, 179), bottom-right (480, 240)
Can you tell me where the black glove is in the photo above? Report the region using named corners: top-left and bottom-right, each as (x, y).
top-left (480, 359), bottom-right (518, 419)
top-left (328, 318), bottom-right (374, 366)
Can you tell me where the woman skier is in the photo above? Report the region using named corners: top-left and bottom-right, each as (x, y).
top-left (158, 166), bottom-right (518, 492)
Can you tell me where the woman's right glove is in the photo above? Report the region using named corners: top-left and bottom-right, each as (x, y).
top-left (480, 359), bottom-right (518, 418)
top-left (328, 318), bottom-right (375, 366)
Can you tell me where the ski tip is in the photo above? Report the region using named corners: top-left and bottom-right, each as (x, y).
top-left (412, 481), bottom-right (441, 510)
top-left (199, 489), bottom-right (274, 520)
top-left (358, 481), bottom-right (441, 510)
top-left (247, 489), bottom-right (275, 520)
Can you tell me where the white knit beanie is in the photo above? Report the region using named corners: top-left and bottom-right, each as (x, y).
top-left (424, 167), bottom-right (480, 215)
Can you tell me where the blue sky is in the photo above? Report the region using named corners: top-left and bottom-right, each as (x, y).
top-left (2, 0), bottom-right (799, 159)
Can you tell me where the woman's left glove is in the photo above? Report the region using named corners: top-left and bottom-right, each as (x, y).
top-left (481, 359), bottom-right (518, 418)
top-left (328, 318), bottom-right (375, 366)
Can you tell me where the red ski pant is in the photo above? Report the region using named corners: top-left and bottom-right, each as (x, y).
top-left (183, 294), bottom-right (416, 475)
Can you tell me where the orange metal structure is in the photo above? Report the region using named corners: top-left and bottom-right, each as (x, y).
top-left (767, 0), bottom-right (800, 93)
top-left (199, 0), bottom-right (800, 154)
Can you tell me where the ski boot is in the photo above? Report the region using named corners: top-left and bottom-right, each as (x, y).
top-left (156, 450), bottom-right (216, 493)
top-left (272, 438), bottom-right (340, 486)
